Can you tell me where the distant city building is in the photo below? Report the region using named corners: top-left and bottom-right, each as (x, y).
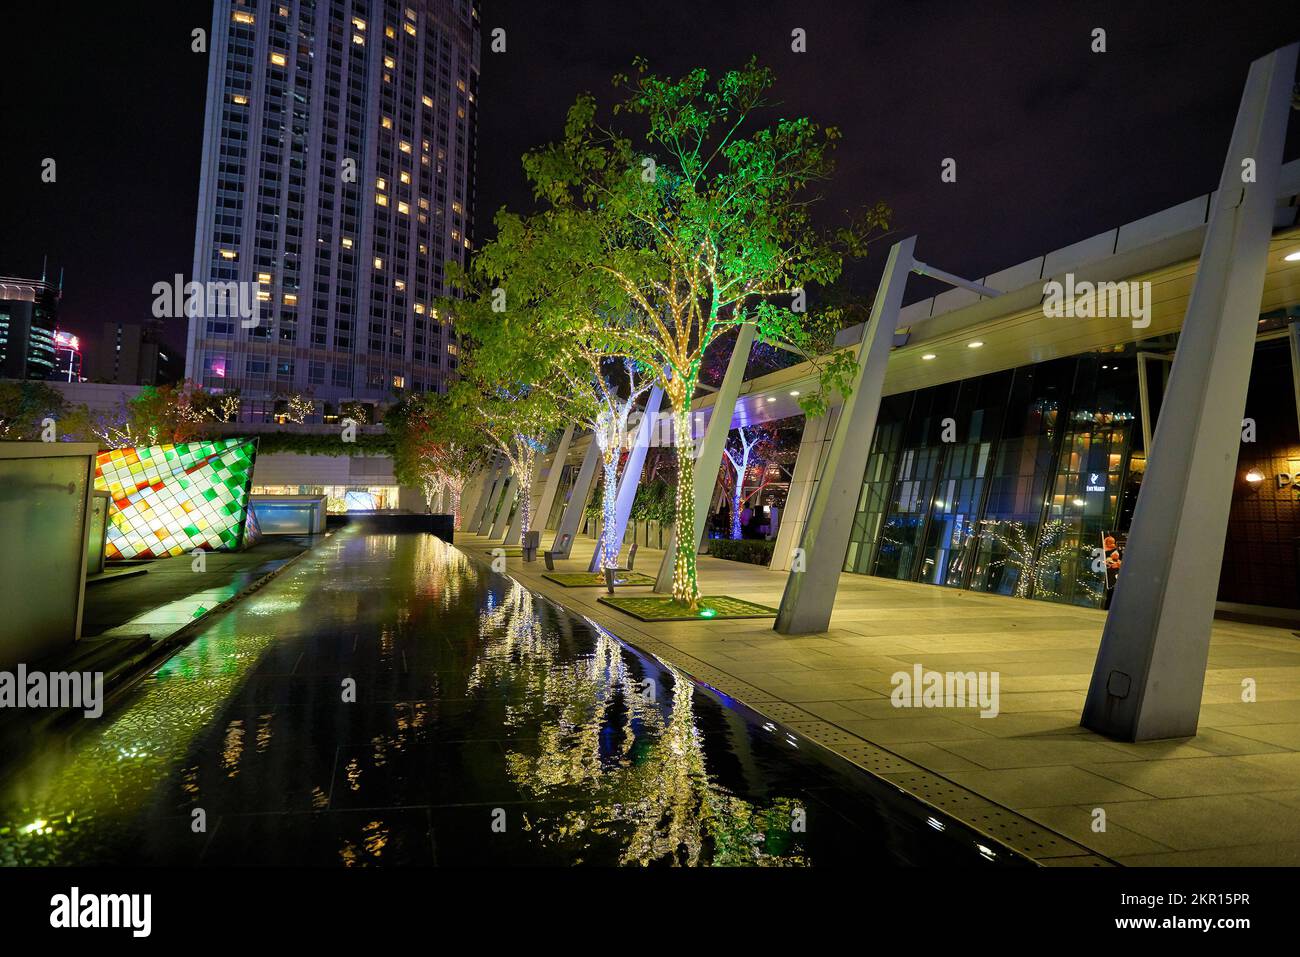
top-left (185, 0), bottom-right (480, 422)
top-left (0, 274), bottom-right (61, 380)
top-left (52, 330), bottom-right (84, 382)
top-left (88, 320), bottom-right (180, 386)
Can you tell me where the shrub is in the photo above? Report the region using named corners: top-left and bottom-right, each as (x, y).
top-left (705, 537), bottom-right (775, 566)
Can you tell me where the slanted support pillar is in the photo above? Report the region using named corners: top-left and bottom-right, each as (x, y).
top-left (468, 457), bottom-right (503, 532)
top-left (552, 437), bottom-right (601, 554)
top-left (1082, 43), bottom-right (1297, 741)
top-left (488, 475), bottom-right (518, 540)
top-left (770, 405), bottom-right (839, 571)
top-left (655, 323), bottom-right (757, 591)
top-left (774, 236), bottom-right (916, 634)
top-left (589, 388), bottom-right (664, 571)
top-left (535, 424), bottom-right (574, 532)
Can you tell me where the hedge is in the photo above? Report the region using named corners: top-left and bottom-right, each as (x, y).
top-left (705, 537), bottom-right (775, 566)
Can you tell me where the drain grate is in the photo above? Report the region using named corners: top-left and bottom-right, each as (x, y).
top-left (960, 807), bottom-right (1090, 859)
top-left (879, 771), bottom-right (992, 810)
top-left (833, 744), bottom-right (914, 774)
top-left (753, 702), bottom-right (819, 723)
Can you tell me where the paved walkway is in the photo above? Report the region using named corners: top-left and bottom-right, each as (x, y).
top-left (458, 530), bottom-right (1300, 865)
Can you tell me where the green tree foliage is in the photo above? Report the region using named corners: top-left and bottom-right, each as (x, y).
top-left (519, 58), bottom-right (890, 606)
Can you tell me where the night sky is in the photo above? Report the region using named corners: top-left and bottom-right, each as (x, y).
top-left (1, 1), bottom-right (1297, 366)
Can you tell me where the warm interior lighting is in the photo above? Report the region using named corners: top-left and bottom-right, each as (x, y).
top-left (968, 340), bottom-right (984, 348)
top-left (921, 353), bottom-right (936, 360)
top-left (789, 390), bottom-right (800, 397)
top-left (1286, 250), bottom-right (1300, 262)
top-left (1245, 469), bottom-right (1265, 483)
top-left (270, 52), bottom-right (287, 67)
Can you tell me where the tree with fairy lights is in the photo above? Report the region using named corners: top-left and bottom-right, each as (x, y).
top-left (521, 58), bottom-right (890, 608)
top-left (720, 424), bottom-right (781, 539)
top-left (445, 208), bottom-right (661, 569)
top-left (387, 391), bottom-right (490, 528)
top-left (448, 378), bottom-right (558, 544)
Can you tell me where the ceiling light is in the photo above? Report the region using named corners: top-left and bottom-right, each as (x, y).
top-left (967, 341), bottom-right (984, 349)
top-left (789, 390), bottom-right (800, 397)
top-left (921, 353), bottom-right (937, 360)
top-left (1072, 498), bottom-right (1085, 507)
top-left (766, 396), bottom-right (776, 403)
top-left (1285, 250), bottom-right (1300, 262)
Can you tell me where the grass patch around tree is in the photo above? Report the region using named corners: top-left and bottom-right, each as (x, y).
top-left (544, 571), bottom-right (657, 588)
top-left (598, 595), bottom-right (778, 622)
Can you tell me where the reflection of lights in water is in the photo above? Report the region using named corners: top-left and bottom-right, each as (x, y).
top-left (478, 599), bottom-right (810, 865)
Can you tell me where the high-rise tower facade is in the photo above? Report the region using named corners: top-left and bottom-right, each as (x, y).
top-left (186, 0), bottom-right (479, 421)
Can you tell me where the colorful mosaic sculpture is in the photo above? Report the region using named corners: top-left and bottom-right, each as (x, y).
top-left (95, 439), bottom-right (258, 560)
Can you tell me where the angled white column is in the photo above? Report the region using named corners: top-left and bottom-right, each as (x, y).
top-left (588, 387), bottom-right (664, 571)
top-left (467, 457), bottom-right (503, 532)
top-left (535, 424), bottom-right (574, 532)
top-left (551, 437), bottom-right (601, 555)
top-left (774, 236), bottom-right (916, 634)
top-left (655, 323), bottom-right (757, 591)
top-left (1082, 43), bottom-right (1297, 741)
top-left (770, 405), bottom-right (839, 570)
top-left (488, 474), bottom-right (518, 540)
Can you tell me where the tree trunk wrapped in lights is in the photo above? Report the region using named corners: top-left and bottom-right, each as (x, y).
top-left (671, 400), bottom-right (701, 608)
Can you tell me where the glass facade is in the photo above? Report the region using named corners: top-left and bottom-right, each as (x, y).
top-left (845, 353), bottom-right (1140, 609)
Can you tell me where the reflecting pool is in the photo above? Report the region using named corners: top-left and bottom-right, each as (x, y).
top-left (0, 529), bottom-right (1027, 867)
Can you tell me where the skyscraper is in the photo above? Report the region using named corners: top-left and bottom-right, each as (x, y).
top-left (0, 273), bottom-right (61, 381)
top-left (185, 0), bottom-right (479, 421)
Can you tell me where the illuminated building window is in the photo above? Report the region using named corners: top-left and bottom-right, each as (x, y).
top-left (384, 56), bottom-right (395, 69)
top-left (375, 193), bottom-right (388, 206)
top-left (399, 141), bottom-right (412, 154)
top-left (232, 11), bottom-right (255, 24)
top-left (257, 272), bottom-right (272, 284)
top-left (382, 116), bottom-right (393, 130)
top-left (284, 293), bottom-right (297, 305)
top-left (352, 33), bottom-right (365, 45)
top-left (393, 375), bottom-right (405, 388)
top-left (385, 25), bottom-right (396, 38)
top-left (270, 52), bottom-right (287, 67)
top-left (397, 201), bottom-right (410, 215)
top-left (341, 237), bottom-right (353, 249)
top-left (219, 249), bottom-right (237, 260)
top-left (399, 171), bottom-right (411, 184)
top-left (422, 95), bottom-right (433, 108)
top-left (374, 257), bottom-right (384, 270)
top-left (395, 279), bottom-right (406, 291)
top-left (376, 177), bottom-right (387, 190)
top-left (404, 22), bottom-right (416, 36)
top-left (352, 16), bottom-right (366, 30)
top-left (231, 94), bottom-right (249, 105)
